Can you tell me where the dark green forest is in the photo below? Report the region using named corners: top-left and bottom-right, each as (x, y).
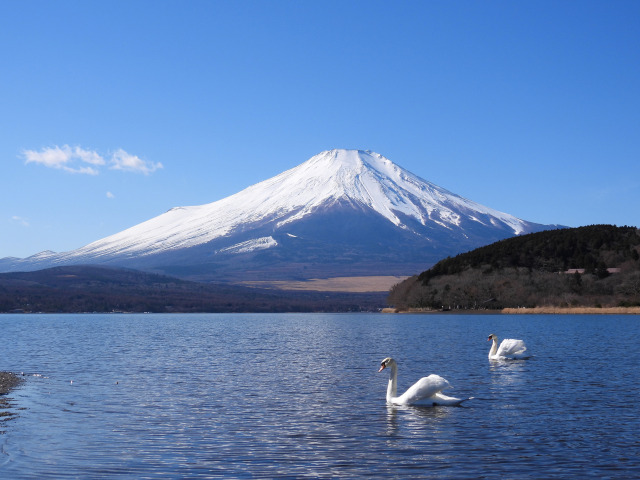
top-left (388, 225), bottom-right (640, 310)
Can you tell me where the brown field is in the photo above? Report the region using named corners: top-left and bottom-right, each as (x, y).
top-left (239, 276), bottom-right (408, 292)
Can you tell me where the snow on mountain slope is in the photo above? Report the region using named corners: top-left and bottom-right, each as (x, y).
top-left (62, 149), bottom-right (529, 258)
top-left (0, 149), bottom-right (559, 278)
top-left (216, 237), bottom-right (278, 255)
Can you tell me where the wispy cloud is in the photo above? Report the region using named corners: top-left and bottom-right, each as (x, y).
top-left (22, 145), bottom-right (101, 175)
top-left (21, 145), bottom-right (162, 176)
top-left (11, 215), bottom-right (30, 227)
top-left (74, 146), bottom-right (106, 166)
top-left (106, 191), bottom-right (115, 199)
top-left (110, 149), bottom-right (163, 175)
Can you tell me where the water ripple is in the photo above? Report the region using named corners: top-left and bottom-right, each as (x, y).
top-left (0, 313), bottom-right (638, 479)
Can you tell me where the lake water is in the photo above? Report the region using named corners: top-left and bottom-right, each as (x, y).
top-left (0, 313), bottom-right (639, 479)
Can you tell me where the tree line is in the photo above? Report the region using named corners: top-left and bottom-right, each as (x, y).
top-left (388, 225), bottom-right (640, 310)
top-left (0, 265), bottom-right (385, 313)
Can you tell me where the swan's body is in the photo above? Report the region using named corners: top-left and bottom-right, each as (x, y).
top-left (378, 357), bottom-right (471, 406)
top-left (487, 333), bottom-right (529, 359)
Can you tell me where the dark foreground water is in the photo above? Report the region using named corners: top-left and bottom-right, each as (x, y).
top-left (0, 313), bottom-right (638, 479)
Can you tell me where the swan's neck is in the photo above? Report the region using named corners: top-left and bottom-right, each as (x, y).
top-left (386, 364), bottom-right (398, 402)
top-left (489, 338), bottom-right (498, 358)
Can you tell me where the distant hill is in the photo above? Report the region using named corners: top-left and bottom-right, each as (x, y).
top-left (0, 265), bottom-right (385, 313)
top-left (388, 225), bottom-right (640, 310)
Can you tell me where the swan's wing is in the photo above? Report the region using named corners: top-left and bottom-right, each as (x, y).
top-left (498, 338), bottom-right (527, 357)
top-left (397, 374), bottom-right (451, 405)
top-left (430, 392), bottom-right (473, 406)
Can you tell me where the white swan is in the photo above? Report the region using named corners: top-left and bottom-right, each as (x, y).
top-left (487, 333), bottom-right (529, 360)
top-left (378, 357), bottom-right (471, 406)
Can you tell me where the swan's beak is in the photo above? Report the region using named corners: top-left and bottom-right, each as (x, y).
top-left (378, 364), bottom-right (386, 373)
top-left (487, 337), bottom-right (491, 341)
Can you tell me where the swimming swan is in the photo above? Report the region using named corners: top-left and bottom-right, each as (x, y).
top-left (487, 333), bottom-right (529, 360)
top-left (378, 357), bottom-right (471, 406)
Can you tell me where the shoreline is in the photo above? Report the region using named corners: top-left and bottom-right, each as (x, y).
top-left (0, 371), bottom-right (23, 396)
top-left (0, 372), bottom-right (23, 424)
top-left (381, 308), bottom-right (501, 314)
top-left (382, 306), bottom-right (640, 314)
top-left (502, 306), bottom-right (640, 314)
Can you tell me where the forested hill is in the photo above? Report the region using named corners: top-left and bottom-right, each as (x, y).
top-left (0, 265), bottom-right (385, 313)
top-left (388, 225), bottom-right (640, 310)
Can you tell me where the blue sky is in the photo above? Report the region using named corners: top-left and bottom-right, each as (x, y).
top-left (2, 1), bottom-right (639, 258)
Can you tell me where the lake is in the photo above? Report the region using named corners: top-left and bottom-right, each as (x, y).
top-left (1, 313), bottom-right (639, 479)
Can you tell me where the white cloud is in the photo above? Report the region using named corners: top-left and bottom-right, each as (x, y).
top-left (74, 146), bottom-right (105, 166)
top-left (22, 145), bottom-right (161, 176)
top-left (109, 149), bottom-right (163, 175)
top-left (23, 145), bottom-right (72, 169)
top-left (106, 191), bottom-right (115, 199)
top-left (74, 165), bottom-right (101, 175)
top-left (11, 215), bottom-right (30, 227)
top-left (22, 145), bottom-right (103, 175)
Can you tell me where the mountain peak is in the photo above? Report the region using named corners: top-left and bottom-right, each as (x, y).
top-left (303, 149), bottom-right (393, 176)
top-left (0, 149), bottom-right (560, 281)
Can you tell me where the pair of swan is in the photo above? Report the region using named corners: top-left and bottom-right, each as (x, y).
top-left (379, 333), bottom-right (528, 406)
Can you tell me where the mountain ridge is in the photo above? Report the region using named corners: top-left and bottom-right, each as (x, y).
top-left (0, 149), bottom-right (562, 282)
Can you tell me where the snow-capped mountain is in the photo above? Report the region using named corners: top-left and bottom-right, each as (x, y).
top-left (0, 149), bottom-right (560, 281)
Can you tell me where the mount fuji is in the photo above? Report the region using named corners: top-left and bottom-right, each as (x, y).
top-left (0, 149), bottom-right (561, 283)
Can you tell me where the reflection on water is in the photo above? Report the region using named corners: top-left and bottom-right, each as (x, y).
top-left (488, 358), bottom-right (529, 386)
top-left (384, 403), bottom-right (451, 438)
top-left (0, 399), bottom-right (18, 434)
top-left (0, 313), bottom-right (639, 479)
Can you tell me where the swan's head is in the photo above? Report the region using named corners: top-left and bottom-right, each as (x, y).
top-left (488, 333), bottom-right (498, 342)
top-left (378, 357), bottom-right (396, 373)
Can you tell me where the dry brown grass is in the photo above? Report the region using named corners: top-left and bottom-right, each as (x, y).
top-left (240, 276), bottom-right (408, 292)
top-left (502, 306), bottom-right (640, 314)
